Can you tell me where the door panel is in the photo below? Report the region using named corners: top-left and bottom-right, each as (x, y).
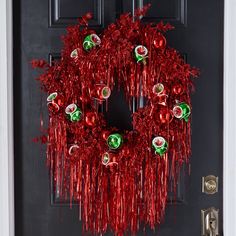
top-left (14, 0), bottom-right (223, 235)
top-left (49, 0), bottom-right (106, 28)
top-left (126, 0), bottom-right (187, 27)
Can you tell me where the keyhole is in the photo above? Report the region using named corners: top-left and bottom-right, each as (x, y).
top-left (209, 218), bottom-right (216, 230)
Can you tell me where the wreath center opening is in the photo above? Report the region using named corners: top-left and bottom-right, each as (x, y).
top-left (104, 85), bottom-right (133, 131)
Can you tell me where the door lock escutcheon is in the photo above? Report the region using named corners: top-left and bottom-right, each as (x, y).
top-left (202, 175), bottom-right (218, 194)
top-left (201, 207), bottom-right (219, 236)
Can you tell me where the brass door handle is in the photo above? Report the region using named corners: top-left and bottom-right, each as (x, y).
top-left (201, 207), bottom-right (219, 236)
top-left (205, 211), bottom-right (217, 236)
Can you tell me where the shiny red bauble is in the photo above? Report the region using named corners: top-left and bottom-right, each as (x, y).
top-left (101, 131), bottom-right (110, 140)
top-left (85, 12), bottom-right (93, 20)
top-left (47, 102), bottom-right (60, 114)
top-left (155, 94), bottom-right (168, 106)
top-left (153, 34), bottom-right (167, 50)
top-left (172, 84), bottom-right (184, 95)
top-left (85, 112), bottom-right (97, 126)
top-left (158, 108), bottom-right (173, 124)
top-left (47, 92), bottom-right (64, 114)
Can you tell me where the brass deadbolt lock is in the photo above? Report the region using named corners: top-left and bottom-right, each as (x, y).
top-left (202, 175), bottom-right (218, 194)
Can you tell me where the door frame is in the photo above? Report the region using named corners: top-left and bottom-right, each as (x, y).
top-left (223, 0), bottom-right (236, 235)
top-left (0, 0), bottom-right (234, 235)
top-left (0, 0), bottom-right (14, 236)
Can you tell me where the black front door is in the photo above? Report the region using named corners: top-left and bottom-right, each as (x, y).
top-left (14, 0), bottom-right (223, 235)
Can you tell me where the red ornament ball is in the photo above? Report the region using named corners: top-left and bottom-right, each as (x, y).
top-left (172, 84), bottom-right (184, 95)
top-left (101, 131), bottom-right (110, 140)
top-left (47, 102), bottom-right (60, 114)
top-left (85, 112), bottom-right (97, 126)
top-left (47, 92), bottom-right (64, 114)
top-left (155, 94), bottom-right (168, 106)
top-left (153, 34), bottom-right (167, 50)
top-left (158, 108), bottom-right (173, 124)
top-left (85, 12), bottom-right (93, 20)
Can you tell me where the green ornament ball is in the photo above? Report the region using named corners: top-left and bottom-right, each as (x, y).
top-left (83, 34), bottom-right (101, 51)
top-left (152, 136), bottom-right (168, 156)
top-left (107, 133), bottom-right (123, 149)
top-left (173, 102), bottom-right (191, 122)
top-left (65, 104), bottom-right (82, 122)
top-left (134, 45), bottom-right (148, 63)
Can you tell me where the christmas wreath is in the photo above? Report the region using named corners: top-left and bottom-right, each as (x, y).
top-left (32, 5), bottom-right (198, 235)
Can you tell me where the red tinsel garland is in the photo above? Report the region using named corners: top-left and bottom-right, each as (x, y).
top-left (33, 5), bottom-right (198, 235)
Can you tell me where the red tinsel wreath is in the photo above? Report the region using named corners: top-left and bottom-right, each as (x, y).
top-left (32, 5), bottom-right (198, 236)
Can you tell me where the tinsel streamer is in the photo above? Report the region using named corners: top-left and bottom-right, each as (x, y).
top-left (32, 4), bottom-right (199, 236)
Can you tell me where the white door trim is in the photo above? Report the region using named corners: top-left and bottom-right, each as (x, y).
top-left (0, 0), bottom-right (14, 236)
top-left (223, 0), bottom-right (236, 235)
top-left (0, 0), bottom-right (234, 235)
